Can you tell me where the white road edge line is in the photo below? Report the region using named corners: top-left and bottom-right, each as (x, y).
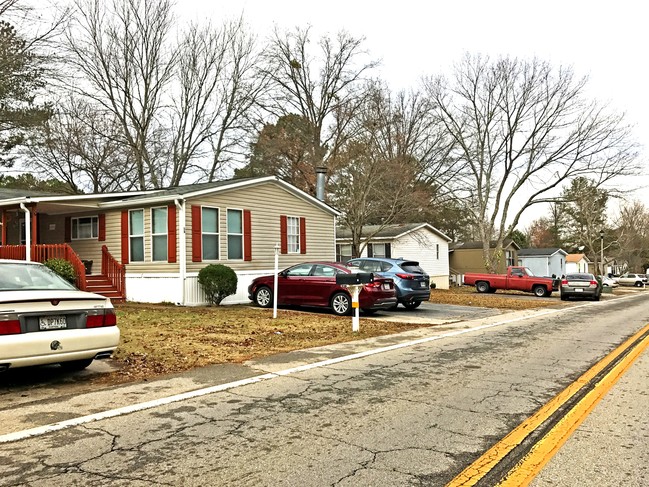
top-left (0, 295), bottom-right (637, 444)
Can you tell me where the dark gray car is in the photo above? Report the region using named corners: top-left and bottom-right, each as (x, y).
top-left (346, 257), bottom-right (430, 309)
top-left (560, 272), bottom-right (601, 301)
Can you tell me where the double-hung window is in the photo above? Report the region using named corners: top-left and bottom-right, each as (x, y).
top-left (227, 209), bottom-right (243, 260)
top-left (151, 207), bottom-right (168, 262)
top-left (202, 207), bottom-right (219, 260)
top-left (129, 209), bottom-right (144, 262)
top-left (72, 216), bottom-right (99, 240)
top-left (287, 216), bottom-right (300, 253)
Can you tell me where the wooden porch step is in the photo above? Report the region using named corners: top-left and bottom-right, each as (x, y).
top-left (85, 274), bottom-right (124, 301)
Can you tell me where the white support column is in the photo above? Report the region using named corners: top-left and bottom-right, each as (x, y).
top-left (19, 203), bottom-right (31, 262)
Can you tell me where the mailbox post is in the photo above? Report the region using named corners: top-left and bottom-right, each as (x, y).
top-left (335, 272), bottom-right (374, 332)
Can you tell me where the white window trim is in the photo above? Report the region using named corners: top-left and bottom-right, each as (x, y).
top-left (201, 206), bottom-right (220, 261)
top-left (71, 215), bottom-right (99, 241)
top-left (129, 209), bottom-right (145, 262)
top-left (150, 206), bottom-right (168, 262)
top-left (226, 207), bottom-right (244, 261)
top-left (286, 215), bottom-right (300, 254)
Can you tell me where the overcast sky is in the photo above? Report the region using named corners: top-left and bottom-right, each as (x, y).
top-left (180, 0), bottom-right (647, 226)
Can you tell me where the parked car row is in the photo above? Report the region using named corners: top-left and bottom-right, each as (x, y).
top-left (612, 273), bottom-right (647, 287)
top-left (248, 258), bottom-right (432, 316)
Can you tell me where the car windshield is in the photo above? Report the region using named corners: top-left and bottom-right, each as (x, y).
top-left (0, 263), bottom-right (77, 291)
top-left (566, 273), bottom-right (593, 280)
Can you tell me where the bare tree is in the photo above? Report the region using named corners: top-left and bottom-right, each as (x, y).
top-left (171, 18), bottom-right (265, 185)
top-left (27, 97), bottom-right (135, 193)
top-left (424, 54), bottom-right (640, 272)
top-left (65, 0), bottom-right (176, 189)
top-left (260, 27), bottom-right (377, 192)
top-left (613, 201), bottom-right (649, 272)
top-left (330, 84), bottom-right (457, 257)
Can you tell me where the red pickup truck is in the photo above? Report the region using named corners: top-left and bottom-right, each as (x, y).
top-left (463, 266), bottom-right (558, 297)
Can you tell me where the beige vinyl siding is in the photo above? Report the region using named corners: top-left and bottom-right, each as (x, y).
top-left (186, 182), bottom-right (336, 272)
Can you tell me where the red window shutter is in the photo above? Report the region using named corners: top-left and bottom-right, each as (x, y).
top-left (299, 217), bottom-right (306, 254)
top-left (120, 211), bottom-right (129, 265)
top-left (280, 215), bottom-right (287, 254)
top-left (168, 205), bottom-right (177, 263)
top-left (243, 209), bottom-right (252, 261)
top-left (64, 217), bottom-right (71, 243)
top-left (191, 205), bottom-right (202, 262)
top-left (98, 214), bottom-right (106, 241)
top-left (31, 210), bottom-right (38, 244)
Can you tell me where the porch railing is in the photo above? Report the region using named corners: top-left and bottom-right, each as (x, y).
top-left (101, 245), bottom-right (125, 299)
top-left (0, 244), bottom-right (87, 290)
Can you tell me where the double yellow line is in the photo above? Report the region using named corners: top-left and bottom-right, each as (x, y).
top-left (448, 323), bottom-right (649, 487)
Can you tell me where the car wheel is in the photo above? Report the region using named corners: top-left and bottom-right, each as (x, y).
top-left (331, 292), bottom-right (351, 316)
top-left (634, 281), bottom-right (643, 287)
top-left (476, 281), bottom-right (490, 293)
top-left (254, 286), bottom-right (273, 308)
top-left (403, 301), bottom-right (421, 310)
top-left (533, 286), bottom-right (547, 297)
top-left (60, 358), bottom-right (93, 371)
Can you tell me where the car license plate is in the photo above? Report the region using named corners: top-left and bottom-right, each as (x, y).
top-left (39, 316), bottom-right (67, 330)
top-left (574, 288), bottom-right (583, 292)
top-left (382, 283), bottom-right (390, 290)
top-left (420, 282), bottom-right (427, 288)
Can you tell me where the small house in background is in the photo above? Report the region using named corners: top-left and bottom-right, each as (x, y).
top-left (518, 248), bottom-right (568, 277)
top-left (566, 253), bottom-right (591, 274)
top-left (448, 239), bottom-right (520, 280)
top-left (335, 223), bottom-right (451, 289)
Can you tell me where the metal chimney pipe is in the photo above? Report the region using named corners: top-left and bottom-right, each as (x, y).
top-left (315, 166), bottom-right (327, 201)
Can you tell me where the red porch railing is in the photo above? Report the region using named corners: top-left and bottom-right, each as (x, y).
top-left (0, 244), bottom-right (87, 290)
top-left (101, 245), bottom-right (125, 299)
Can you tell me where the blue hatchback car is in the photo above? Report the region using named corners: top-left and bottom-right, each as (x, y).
top-left (346, 257), bottom-right (431, 309)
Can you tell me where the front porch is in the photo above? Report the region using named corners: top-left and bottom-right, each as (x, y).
top-left (0, 244), bottom-right (125, 301)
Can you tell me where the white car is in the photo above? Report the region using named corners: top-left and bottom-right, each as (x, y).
top-left (614, 273), bottom-right (647, 287)
top-left (0, 260), bottom-right (120, 371)
top-left (599, 276), bottom-right (618, 287)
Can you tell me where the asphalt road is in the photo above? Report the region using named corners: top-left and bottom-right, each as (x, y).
top-left (1, 293), bottom-right (648, 486)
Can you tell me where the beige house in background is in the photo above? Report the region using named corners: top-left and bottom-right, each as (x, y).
top-left (449, 240), bottom-right (521, 279)
top-left (0, 177), bottom-right (339, 305)
top-left (566, 253), bottom-right (591, 274)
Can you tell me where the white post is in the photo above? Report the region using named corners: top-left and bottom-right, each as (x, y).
top-left (273, 243), bottom-right (280, 319)
top-left (350, 285), bottom-right (361, 332)
top-left (20, 203), bottom-right (31, 262)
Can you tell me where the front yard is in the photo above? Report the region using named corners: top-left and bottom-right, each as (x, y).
top-left (105, 286), bottom-right (570, 384)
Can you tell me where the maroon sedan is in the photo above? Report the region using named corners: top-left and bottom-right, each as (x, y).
top-left (248, 262), bottom-right (397, 315)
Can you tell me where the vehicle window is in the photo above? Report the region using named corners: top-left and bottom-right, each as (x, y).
top-left (566, 273), bottom-right (592, 280)
top-left (400, 262), bottom-right (425, 274)
top-left (380, 262), bottom-right (392, 272)
top-left (511, 269), bottom-right (524, 277)
top-left (524, 268), bottom-right (535, 276)
top-left (346, 260), bottom-right (361, 269)
top-left (286, 264), bottom-right (313, 277)
top-left (0, 264), bottom-right (77, 291)
top-left (361, 260), bottom-right (382, 272)
top-left (312, 265), bottom-right (337, 277)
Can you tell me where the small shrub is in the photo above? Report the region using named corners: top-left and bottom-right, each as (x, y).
top-left (44, 258), bottom-right (77, 284)
top-left (198, 264), bottom-right (238, 306)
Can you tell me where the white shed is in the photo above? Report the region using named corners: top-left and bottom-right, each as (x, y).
top-left (566, 253), bottom-right (591, 274)
top-left (518, 248), bottom-right (568, 278)
top-left (336, 223), bottom-right (451, 289)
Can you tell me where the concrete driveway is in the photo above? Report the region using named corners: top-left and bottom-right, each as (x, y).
top-left (368, 301), bottom-right (503, 325)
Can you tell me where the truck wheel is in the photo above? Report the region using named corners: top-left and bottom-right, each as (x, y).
top-left (476, 281), bottom-right (490, 293)
top-left (533, 285), bottom-right (547, 297)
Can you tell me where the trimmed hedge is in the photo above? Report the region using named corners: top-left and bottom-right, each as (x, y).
top-left (198, 264), bottom-right (238, 306)
top-left (44, 258), bottom-right (77, 284)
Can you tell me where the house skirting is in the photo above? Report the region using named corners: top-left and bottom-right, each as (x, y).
top-left (430, 275), bottom-right (449, 290)
top-left (125, 270), bottom-right (271, 306)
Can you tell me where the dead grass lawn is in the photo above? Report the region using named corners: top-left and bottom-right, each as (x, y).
top-left (103, 286), bottom-right (565, 384)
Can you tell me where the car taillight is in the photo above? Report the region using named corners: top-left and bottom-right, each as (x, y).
top-left (590, 280), bottom-right (598, 286)
top-left (561, 279), bottom-right (568, 285)
top-left (396, 273), bottom-right (416, 280)
top-left (365, 281), bottom-right (382, 288)
top-left (86, 309), bottom-right (117, 328)
top-left (0, 319), bottom-right (21, 335)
